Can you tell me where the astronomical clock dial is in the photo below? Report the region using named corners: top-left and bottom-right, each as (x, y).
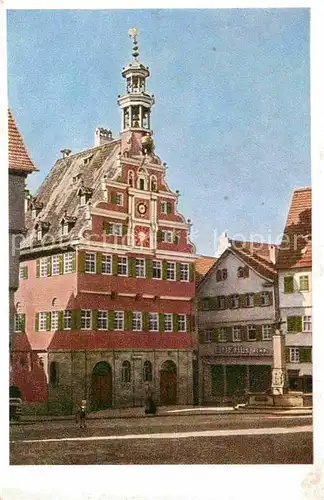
top-left (136, 201), bottom-right (148, 218)
top-left (134, 225), bottom-right (150, 248)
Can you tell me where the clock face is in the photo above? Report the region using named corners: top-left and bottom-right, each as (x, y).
top-left (136, 201), bottom-right (148, 217)
top-left (134, 225), bottom-right (150, 248)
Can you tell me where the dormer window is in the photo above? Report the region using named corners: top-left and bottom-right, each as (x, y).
top-left (83, 155), bottom-right (93, 166)
top-left (37, 229), bottom-right (42, 241)
top-left (77, 182), bottom-right (93, 205)
top-left (60, 211), bottom-right (77, 235)
top-left (137, 168), bottom-right (148, 190)
top-left (30, 200), bottom-right (44, 219)
top-left (80, 194), bottom-right (86, 206)
top-left (35, 220), bottom-right (50, 241)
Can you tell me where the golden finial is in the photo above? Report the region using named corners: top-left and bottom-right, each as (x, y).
top-left (128, 27), bottom-right (140, 60)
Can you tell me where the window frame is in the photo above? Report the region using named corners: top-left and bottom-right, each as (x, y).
top-left (81, 309), bottom-right (92, 330)
top-left (160, 202), bottom-right (168, 214)
top-left (117, 256), bottom-right (128, 276)
top-left (231, 294), bottom-right (240, 309)
top-left (218, 327), bottom-right (227, 342)
top-left (63, 252), bottom-right (73, 274)
top-left (299, 275), bottom-right (310, 292)
top-left (14, 314), bottom-right (24, 333)
top-left (302, 315), bottom-right (312, 332)
top-left (52, 255), bottom-right (60, 276)
top-left (152, 260), bottom-right (162, 279)
top-left (101, 254), bottom-right (112, 275)
top-left (121, 360), bottom-right (131, 383)
top-left (262, 324), bottom-right (272, 340)
top-left (180, 263), bottom-right (189, 282)
top-left (51, 311), bottom-right (59, 331)
top-left (205, 329), bottom-right (213, 343)
top-left (135, 258), bottom-right (146, 278)
top-left (247, 325), bottom-right (257, 341)
top-left (132, 311), bottom-right (142, 332)
top-left (246, 293), bottom-right (254, 307)
top-left (114, 311), bottom-right (124, 331)
top-left (166, 261), bottom-right (176, 281)
top-left (40, 257), bottom-right (48, 278)
top-left (232, 326), bottom-right (241, 342)
top-left (178, 314), bottom-right (187, 332)
top-left (97, 310), bottom-right (108, 330)
top-left (39, 312), bottom-right (47, 331)
top-left (63, 310), bottom-right (72, 330)
top-left (116, 193), bottom-right (123, 206)
top-left (143, 360), bottom-right (153, 382)
top-left (162, 230), bottom-right (174, 243)
top-left (149, 312), bottom-right (159, 332)
top-left (290, 348), bottom-right (300, 363)
top-left (284, 275), bottom-right (294, 293)
top-left (85, 252), bottom-right (96, 274)
top-left (164, 313), bottom-right (173, 332)
top-left (260, 292), bottom-right (270, 306)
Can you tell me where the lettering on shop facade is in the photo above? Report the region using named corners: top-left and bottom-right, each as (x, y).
top-left (213, 345), bottom-right (270, 356)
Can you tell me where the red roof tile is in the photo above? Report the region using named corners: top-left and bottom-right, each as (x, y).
top-left (11, 332), bottom-right (32, 351)
top-left (277, 188), bottom-right (312, 269)
top-left (195, 255), bottom-right (217, 276)
top-left (8, 109), bottom-right (37, 173)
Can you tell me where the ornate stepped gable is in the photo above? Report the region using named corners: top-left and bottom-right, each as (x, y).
top-left (276, 187), bottom-right (312, 270)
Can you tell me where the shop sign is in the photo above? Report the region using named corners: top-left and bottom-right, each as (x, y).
top-left (213, 345), bottom-right (270, 356)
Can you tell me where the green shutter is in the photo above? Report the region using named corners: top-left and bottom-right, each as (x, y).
top-left (23, 266), bottom-right (28, 280)
top-left (212, 328), bottom-right (218, 342)
top-left (284, 276), bottom-right (294, 293)
top-left (72, 310), bottom-right (81, 330)
top-left (189, 263), bottom-right (194, 282)
top-left (78, 251), bottom-right (85, 273)
top-left (46, 312), bottom-right (51, 331)
top-left (35, 313), bottom-right (39, 332)
top-left (125, 311), bottom-right (132, 331)
top-left (21, 314), bottom-right (26, 333)
top-left (92, 310), bottom-right (98, 330)
top-left (108, 311), bottom-right (115, 330)
top-left (187, 315), bottom-right (192, 332)
top-left (174, 233), bottom-right (179, 245)
top-left (96, 253), bottom-right (102, 274)
top-left (58, 311), bottom-right (64, 330)
top-left (255, 325), bottom-right (262, 341)
top-left (285, 348), bottom-right (290, 363)
top-left (173, 314), bottom-right (179, 332)
top-left (159, 313), bottom-right (165, 332)
top-left (210, 297), bottom-right (218, 310)
top-left (224, 296), bottom-right (230, 309)
top-left (176, 263), bottom-right (181, 281)
top-left (47, 257), bottom-right (52, 277)
top-left (143, 312), bottom-right (149, 332)
top-left (128, 258), bottom-right (136, 277)
top-left (162, 261), bottom-right (168, 280)
top-left (36, 259), bottom-right (40, 278)
top-left (295, 316), bottom-right (302, 332)
top-left (157, 230), bottom-right (163, 242)
top-left (166, 202), bottom-right (172, 214)
top-left (241, 325), bottom-right (247, 342)
top-left (112, 255), bottom-right (118, 275)
top-left (59, 254), bottom-right (64, 274)
top-left (146, 259), bottom-right (153, 279)
top-left (103, 222), bottom-right (113, 235)
top-left (122, 223), bottom-right (128, 236)
top-left (254, 293), bottom-right (261, 307)
top-left (300, 348), bottom-right (312, 363)
top-left (287, 316), bottom-right (295, 332)
top-left (268, 291), bottom-right (273, 305)
top-left (72, 252), bottom-right (76, 272)
top-left (111, 191), bottom-right (117, 204)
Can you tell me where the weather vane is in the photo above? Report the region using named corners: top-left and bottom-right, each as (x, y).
top-left (128, 27), bottom-right (140, 60)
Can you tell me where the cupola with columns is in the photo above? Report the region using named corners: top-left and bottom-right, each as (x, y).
top-left (118, 28), bottom-right (155, 156)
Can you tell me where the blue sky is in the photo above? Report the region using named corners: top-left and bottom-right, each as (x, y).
top-left (7, 9), bottom-right (310, 256)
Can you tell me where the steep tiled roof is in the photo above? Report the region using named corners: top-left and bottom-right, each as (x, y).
top-left (21, 140), bottom-right (121, 250)
top-left (8, 110), bottom-right (37, 174)
top-left (195, 255), bottom-right (218, 284)
top-left (11, 332), bottom-right (32, 351)
top-left (277, 188), bottom-right (312, 269)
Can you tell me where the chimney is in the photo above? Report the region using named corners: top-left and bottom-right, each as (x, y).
top-left (95, 127), bottom-right (113, 147)
top-left (61, 149), bottom-right (72, 159)
top-left (269, 245), bottom-right (277, 265)
top-left (215, 232), bottom-right (231, 258)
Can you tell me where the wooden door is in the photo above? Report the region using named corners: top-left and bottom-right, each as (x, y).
top-left (91, 362), bottom-right (112, 410)
top-left (160, 361), bottom-right (177, 405)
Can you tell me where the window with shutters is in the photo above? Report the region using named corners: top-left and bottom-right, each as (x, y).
top-left (167, 262), bottom-right (176, 280)
top-left (178, 314), bottom-right (187, 332)
top-left (121, 361), bottom-right (131, 383)
top-left (180, 263), bottom-right (189, 281)
top-left (132, 312), bottom-right (142, 331)
top-left (290, 348), bottom-right (300, 363)
top-left (143, 361), bottom-right (152, 382)
top-left (81, 310), bottom-right (92, 330)
top-left (101, 254), bottom-right (112, 274)
top-left (205, 329), bottom-right (213, 343)
top-left (284, 276), bottom-right (294, 293)
top-left (40, 257), bottom-right (47, 278)
top-left (164, 314), bottom-right (173, 332)
top-left (107, 223), bottom-right (122, 236)
top-left (97, 311), bottom-right (108, 330)
top-left (63, 253), bottom-right (73, 274)
top-left (152, 260), bottom-right (162, 279)
top-left (247, 325), bottom-right (256, 341)
top-left (52, 255), bottom-right (60, 276)
top-left (14, 314), bottom-right (24, 332)
top-left (63, 310), bottom-right (72, 330)
top-left (299, 275), bottom-right (310, 291)
top-left (202, 298), bottom-right (210, 311)
top-left (162, 230), bottom-right (174, 243)
top-left (218, 296), bottom-right (225, 309)
top-left (118, 257), bottom-right (128, 276)
top-left (114, 311), bottom-right (124, 331)
top-left (39, 312), bottom-right (47, 331)
top-left (260, 292), bottom-right (270, 306)
top-left (135, 258), bottom-right (146, 278)
top-left (232, 326), bottom-right (241, 341)
top-left (219, 327), bottom-right (227, 342)
top-left (303, 316), bottom-right (312, 332)
top-left (231, 295), bottom-right (240, 309)
top-left (51, 311), bottom-right (59, 331)
top-left (237, 267), bottom-right (244, 278)
top-left (85, 253), bottom-right (96, 273)
top-left (149, 313), bottom-right (159, 332)
top-left (246, 293), bottom-right (254, 307)
top-left (262, 325), bottom-right (272, 340)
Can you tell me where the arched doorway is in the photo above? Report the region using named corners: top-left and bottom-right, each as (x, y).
top-left (160, 360), bottom-right (177, 405)
top-left (91, 362), bottom-right (112, 410)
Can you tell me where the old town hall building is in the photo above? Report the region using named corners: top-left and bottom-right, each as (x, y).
top-left (14, 31), bottom-right (196, 414)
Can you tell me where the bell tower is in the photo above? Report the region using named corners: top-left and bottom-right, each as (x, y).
top-left (118, 28), bottom-right (155, 155)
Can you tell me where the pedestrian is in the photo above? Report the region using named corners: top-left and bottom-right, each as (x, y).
top-left (76, 399), bottom-right (87, 428)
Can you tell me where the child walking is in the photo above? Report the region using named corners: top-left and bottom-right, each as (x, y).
top-left (76, 399), bottom-right (87, 429)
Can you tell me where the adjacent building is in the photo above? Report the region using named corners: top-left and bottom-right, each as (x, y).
top-left (277, 187), bottom-right (312, 393)
top-left (14, 31), bottom-right (196, 414)
top-left (195, 234), bottom-right (278, 404)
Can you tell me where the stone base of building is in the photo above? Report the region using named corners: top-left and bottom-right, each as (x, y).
top-left (47, 349), bottom-right (193, 415)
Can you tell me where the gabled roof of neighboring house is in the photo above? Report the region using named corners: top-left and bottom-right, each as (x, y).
top-left (21, 140), bottom-right (121, 250)
top-left (197, 239), bottom-right (278, 290)
top-left (276, 187), bottom-right (311, 270)
top-left (195, 255), bottom-right (218, 284)
top-left (8, 109), bottom-right (38, 174)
